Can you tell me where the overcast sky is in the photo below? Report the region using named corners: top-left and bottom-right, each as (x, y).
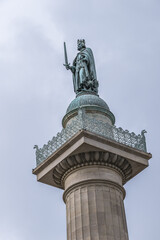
top-left (0, 0), bottom-right (160, 239)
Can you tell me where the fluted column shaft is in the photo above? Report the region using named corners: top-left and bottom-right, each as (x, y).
top-left (63, 166), bottom-right (129, 240)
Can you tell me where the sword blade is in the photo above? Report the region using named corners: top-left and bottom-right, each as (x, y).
top-left (64, 42), bottom-right (68, 65)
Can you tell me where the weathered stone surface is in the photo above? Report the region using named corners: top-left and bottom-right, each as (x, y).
top-left (61, 153), bottom-right (128, 240)
top-left (64, 182), bottom-right (128, 240)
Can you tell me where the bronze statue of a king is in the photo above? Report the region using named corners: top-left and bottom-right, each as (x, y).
top-left (64, 39), bottom-right (99, 95)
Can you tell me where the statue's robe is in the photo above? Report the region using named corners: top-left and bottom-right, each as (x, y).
top-left (72, 48), bottom-right (97, 93)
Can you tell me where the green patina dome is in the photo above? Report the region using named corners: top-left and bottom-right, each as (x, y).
top-left (66, 94), bottom-right (110, 113)
top-left (62, 93), bottom-right (115, 127)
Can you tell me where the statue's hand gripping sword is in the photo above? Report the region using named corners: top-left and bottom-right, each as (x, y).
top-left (63, 42), bottom-right (70, 70)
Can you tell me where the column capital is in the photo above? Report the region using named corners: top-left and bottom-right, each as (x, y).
top-left (53, 151), bottom-right (132, 188)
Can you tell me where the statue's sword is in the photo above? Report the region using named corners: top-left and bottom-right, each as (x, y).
top-left (63, 42), bottom-right (70, 67)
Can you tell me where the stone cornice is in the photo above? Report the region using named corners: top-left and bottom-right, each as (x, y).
top-left (32, 130), bottom-right (151, 188)
top-left (33, 130), bottom-right (151, 175)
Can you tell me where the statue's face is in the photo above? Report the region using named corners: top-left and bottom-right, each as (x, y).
top-left (77, 41), bottom-right (84, 51)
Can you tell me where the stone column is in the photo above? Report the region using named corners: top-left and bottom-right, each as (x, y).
top-left (62, 152), bottom-right (130, 240)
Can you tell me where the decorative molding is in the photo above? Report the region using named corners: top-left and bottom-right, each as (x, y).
top-left (52, 151), bottom-right (132, 188)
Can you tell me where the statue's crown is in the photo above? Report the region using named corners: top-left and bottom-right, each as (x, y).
top-left (77, 39), bottom-right (85, 45)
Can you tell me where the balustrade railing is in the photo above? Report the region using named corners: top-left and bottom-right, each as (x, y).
top-left (34, 109), bottom-right (147, 166)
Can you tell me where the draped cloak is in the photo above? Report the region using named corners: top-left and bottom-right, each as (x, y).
top-left (72, 48), bottom-right (98, 93)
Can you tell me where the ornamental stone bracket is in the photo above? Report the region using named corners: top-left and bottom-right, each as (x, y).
top-left (32, 130), bottom-right (151, 188)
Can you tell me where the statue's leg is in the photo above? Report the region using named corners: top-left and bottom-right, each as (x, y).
top-left (84, 63), bottom-right (90, 80)
top-left (79, 68), bottom-right (86, 85)
top-left (75, 71), bottom-right (79, 90)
